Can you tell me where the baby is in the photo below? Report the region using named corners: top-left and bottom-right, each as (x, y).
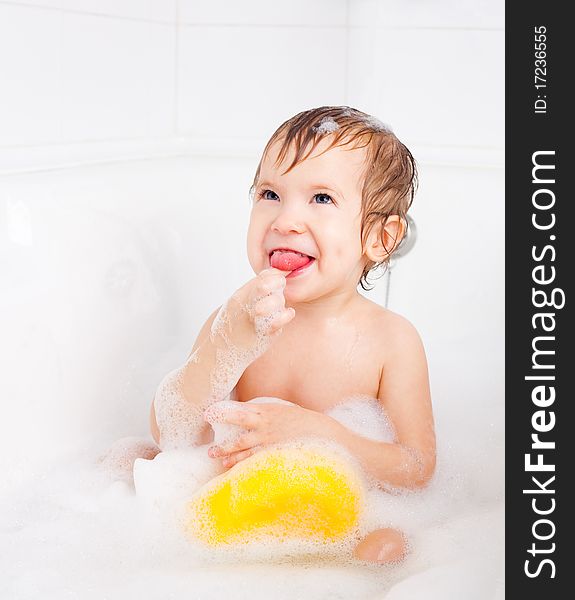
top-left (149, 106), bottom-right (436, 564)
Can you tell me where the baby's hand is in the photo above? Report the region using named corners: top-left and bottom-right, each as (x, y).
top-left (205, 402), bottom-right (337, 469)
top-left (210, 268), bottom-right (295, 356)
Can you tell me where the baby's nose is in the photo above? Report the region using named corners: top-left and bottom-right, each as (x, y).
top-left (270, 207), bottom-right (307, 235)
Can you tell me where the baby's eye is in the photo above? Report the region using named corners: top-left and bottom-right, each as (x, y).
top-left (314, 193), bottom-right (333, 205)
top-left (259, 189), bottom-right (279, 201)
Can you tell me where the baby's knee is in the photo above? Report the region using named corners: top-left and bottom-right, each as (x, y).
top-left (353, 528), bottom-right (407, 564)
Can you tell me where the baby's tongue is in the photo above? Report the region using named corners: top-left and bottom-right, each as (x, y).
top-left (270, 250), bottom-right (311, 271)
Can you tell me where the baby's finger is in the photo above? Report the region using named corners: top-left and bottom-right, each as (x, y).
top-left (254, 293), bottom-right (285, 317)
top-left (267, 307), bottom-right (296, 335)
top-left (258, 267), bottom-right (292, 277)
top-left (218, 407), bottom-right (261, 429)
top-left (222, 446), bottom-right (261, 469)
top-left (254, 272), bottom-right (286, 296)
top-left (209, 430), bottom-right (259, 456)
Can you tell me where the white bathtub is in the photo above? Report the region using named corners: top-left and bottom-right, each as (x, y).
top-left (0, 155), bottom-right (504, 598)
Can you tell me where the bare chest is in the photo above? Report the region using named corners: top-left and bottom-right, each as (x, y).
top-left (234, 320), bottom-right (382, 412)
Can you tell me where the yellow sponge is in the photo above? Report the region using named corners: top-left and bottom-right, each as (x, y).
top-left (185, 444), bottom-right (364, 545)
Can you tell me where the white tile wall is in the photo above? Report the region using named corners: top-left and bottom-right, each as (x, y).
top-left (0, 5), bottom-right (63, 146)
top-left (0, 4), bottom-right (175, 147)
top-left (349, 0), bottom-right (504, 29)
top-left (178, 0), bottom-right (347, 26)
top-left (344, 27), bottom-right (380, 116)
top-left (0, 0), bottom-right (504, 165)
top-left (347, 28), bottom-right (504, 151)
top-left (177, 25), bottom-right (348, 140)
top-left (5, 0), bottom-right (176, 22)
top-left (58, 11), bottom-right (175, 141)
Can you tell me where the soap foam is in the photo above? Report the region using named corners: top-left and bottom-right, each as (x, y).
top-left (98, 436), bottom-right (160, 483)
top-left (205, 397), bottom-right (299, 447)
top-left (313, 116), bottom-right (340, 135)
top-left (209, 294), bottom-right (283, 403)
top-left (2, 396), bottom-right (504, 599)
top-left (154, 289), bottom-right (286, 452)
top-left (134, 397), bottom-right (434, 567)
top-left (153, 367), bottom-right (205, 450)
top-left (362, 115), bottom-right (391, 133)
top-left (326, 395), bottom-right (396, 443)
top-left (311, 113), bottom-right (391, 136)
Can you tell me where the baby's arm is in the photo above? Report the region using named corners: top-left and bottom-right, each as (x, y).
top-left (149, 308), bottom-right (219, 446)
top-left (331, 316), bottom-right (436, 489)
top-left (150, 269), bottom-right (294, 449)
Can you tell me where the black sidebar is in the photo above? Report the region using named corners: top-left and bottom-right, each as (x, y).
top-left (506, 2), bottom-right (573, 597)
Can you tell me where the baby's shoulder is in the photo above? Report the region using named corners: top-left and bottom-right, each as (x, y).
top-left (355, 297), bottom-right (423, 351)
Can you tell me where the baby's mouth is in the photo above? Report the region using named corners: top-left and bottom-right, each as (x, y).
top-left (269, 249), bottom-right (315, 272)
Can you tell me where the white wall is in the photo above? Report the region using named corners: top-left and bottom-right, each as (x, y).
top-left (0, 0), bottom-right (503, 167)
top-left (0, 0), bottom-right (348, 171)
top-left (0, 1), bottom-right (504, 496)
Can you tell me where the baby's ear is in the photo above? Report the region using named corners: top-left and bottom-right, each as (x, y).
top-left (364, 215), bottom-right (406, 263)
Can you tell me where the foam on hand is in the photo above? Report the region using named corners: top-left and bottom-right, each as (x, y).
top-left (205, 396), bottom-right (291, 440)
top-left (153, 283), bottom-right (288, 452)
top-left (209, 293), bottom-right (283, 403)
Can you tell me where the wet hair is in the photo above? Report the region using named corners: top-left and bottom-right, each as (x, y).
top-left (250, 106), bottom-right (418, 291)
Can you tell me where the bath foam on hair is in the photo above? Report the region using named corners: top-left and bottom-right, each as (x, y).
top-left (362, 115), bottom-right (391, 133)
top-left (184, 441), bottom-right (366, 549)
top-left (313, 116), bottom-right (340, 135)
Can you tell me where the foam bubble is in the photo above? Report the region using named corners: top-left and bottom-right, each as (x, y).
top-left (204, 399), bottom-right (247, 446)
top-left (327, 395), bottom-right (395, 443)
top-left (2, 391), bottom-right (504, 599)
top-left (313, 116), bottom-right (340, 135)
top-left (154, 292), bottom-right (286, 451)
top-left (205, 397), bottom-right (298, 446)
top-left (209, 296), bottom-right (280, 402)
top-left (362, 115), bottom-right (391, 133)
top-left (134, 397), bottom-right (385, 564)
top-left (97, 436), bottom-right (160, 484)
top-left (153, 367), bottom-right (205, 450)
top-left (133, 447), bottom-right (223, 517)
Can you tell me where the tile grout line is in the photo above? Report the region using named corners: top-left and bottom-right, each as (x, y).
top-left (0, 2), bottom-right (502, 31)
top-left (0, 0), bottom-right (175, 25)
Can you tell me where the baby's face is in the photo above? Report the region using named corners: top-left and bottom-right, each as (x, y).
top-left (247, 137), bottom-right (368, 304)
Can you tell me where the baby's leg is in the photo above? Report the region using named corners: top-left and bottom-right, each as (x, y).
top-left (353, 528), bottom-right (407, 564)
